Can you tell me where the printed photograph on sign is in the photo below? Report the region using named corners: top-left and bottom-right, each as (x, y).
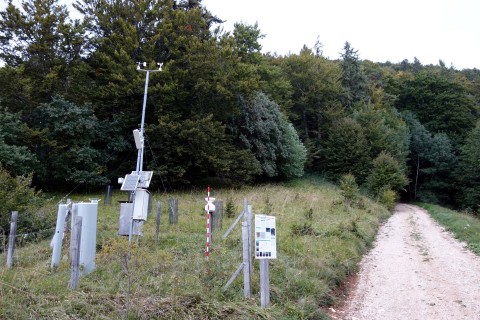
top-left (254, 214), bottom-right (277, 259)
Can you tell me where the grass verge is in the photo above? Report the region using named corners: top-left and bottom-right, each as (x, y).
top-left (417, 203), bottom-right (480, 255)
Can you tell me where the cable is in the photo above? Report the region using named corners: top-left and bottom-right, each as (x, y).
top-left (144, 133), bottom-right (168, 192)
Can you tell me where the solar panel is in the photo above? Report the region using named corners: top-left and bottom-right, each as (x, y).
top-left (132, 171), bottom-right (153, 188)
top-left (121, 174), bottom-right (140, 191)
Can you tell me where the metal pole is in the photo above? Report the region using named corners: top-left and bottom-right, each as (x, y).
top-left (137, 70), bottom-right (150, 173)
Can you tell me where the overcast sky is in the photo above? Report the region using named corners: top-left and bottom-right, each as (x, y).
top-left (202, 0), bottom-right (480, 70)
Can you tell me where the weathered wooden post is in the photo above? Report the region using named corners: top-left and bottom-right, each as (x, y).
top-left (104, 185), bottom-right (112, 206)
top-left (156, 201), bottom-right (161, 243)
top-left (260, 259), bottom-right (270, 308)
top-left (242, 220), bottom-right (251, 298)
top-left (168, 198), bottom-right (178, 225)
top-left (6, 211), bottom-right (18, 269)
top-left (212, 200), bottom-right (223, 230)
top-left (254, 214), bottom-right (276, 308)
top-left (222, 198), bottom-right (252, 297)
top-left (69, 213), bottom-right (82, 289)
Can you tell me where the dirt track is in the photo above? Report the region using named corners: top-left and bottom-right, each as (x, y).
top-left (331, 203), bottom-right (480, 320)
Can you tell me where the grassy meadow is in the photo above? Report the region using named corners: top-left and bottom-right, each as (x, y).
top-left (0, 177), bottom-right (390, 319)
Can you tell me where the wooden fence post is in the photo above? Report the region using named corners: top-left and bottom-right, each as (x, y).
top-left (168, 198), bottom-right (178, 225)
top-left (104, 185), bottom-right (112, 206)
top-left (6, 211), bottom-right (18, 269)
top-left (212, 200), bottom-right (223, 230)
top-left (156, 201), bottom-right (161, 243)
top-left (69, 214), bottom-right (82, 289)
top-left (242, 220), bottom-right (252, 298)
top-left (260, 259), bottom-right (270, 308)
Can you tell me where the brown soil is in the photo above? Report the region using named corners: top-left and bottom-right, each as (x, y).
top-left (327, 204), bottom-right (480, 320)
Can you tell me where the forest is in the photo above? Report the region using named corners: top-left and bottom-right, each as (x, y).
top-left (1, 0), bottom-right (480, 219)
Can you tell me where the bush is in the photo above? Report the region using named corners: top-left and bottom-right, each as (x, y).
top-left (339, 173), bottom-right (359, 203)
top-left (0, 166), bottom-right (49, 234)
top-left (378, 188), bottom-right (397, 211)
top-left (366, 151), bottom-right (408, 196)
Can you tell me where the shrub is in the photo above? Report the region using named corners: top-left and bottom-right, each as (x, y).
top-left (224, 196), bottom-right (237, 218)
top-left (0, 166), bottom-right (48, 234)
top-left (378, 188), bottom-right (397, 211)
top-left (366, 151), bottom-right (408, 196)
top-left (339, 173), bottom-right (359, 203)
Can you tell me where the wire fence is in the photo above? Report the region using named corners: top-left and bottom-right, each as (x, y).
top-left (0, 227), bottom-right (56, 256)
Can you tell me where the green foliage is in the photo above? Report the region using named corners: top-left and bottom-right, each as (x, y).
top-left (0, 0), bottom-right (479, 212)
top-left (278, 48), bottom-right (344, 168)
top-left (31, 96), bottom-right (109, 186)
top-left (339, 173), bottom-right (360, 205)
top-left (340, 42), bottom-right (368, 107)
top-left (0, 0), bottom-right (86, 106)
top-left (402, 112), bottom-right (457, 203)
top-left (231, 92), bottom-right (305, 179)
top-left (456, 121), bottom-right (480, 211)
top-left (224, 195), bottom-right (237, 218)
top-left (393, 71), bottom-right (476, 145)
top-left (366, 151), bottom-right (408, 197)
top-left (353, 100), bottom-right (409, 167)
top-left (322, 117), bottom-right (371, 182)
top-left (377, 188), bottom-right (397, 211)
top-left (0, 108), bottom-right (38, 175)
top-left (0, 165), bottom-right (48, 234)
top-left (232, 22), bottom-right (264, 64)
top-left (277, 119), bottom-right (307, 179)
top-left (148, 114), bottom-right (260, 185)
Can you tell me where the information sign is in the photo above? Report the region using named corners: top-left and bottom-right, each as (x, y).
top-left (255, 215), bottom-right (277, 259)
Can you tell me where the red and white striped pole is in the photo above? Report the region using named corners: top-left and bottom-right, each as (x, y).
top-left (206, 186), bottom-right (211, 258)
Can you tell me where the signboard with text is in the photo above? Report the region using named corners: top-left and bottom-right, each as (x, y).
top-left (255, 215), bottom-right (277, 259)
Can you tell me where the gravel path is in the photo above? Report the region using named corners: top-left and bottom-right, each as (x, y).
top-left (333, 203), bottom-right (480, 320)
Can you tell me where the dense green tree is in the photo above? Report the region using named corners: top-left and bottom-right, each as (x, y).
top-left (31, 96), bottom-right (110, 187)
top-left (277, 119), bottom-right (307, 179)
top-left (0, 0), bottom-right (86, 108)
top-left (340, 42), bottom-right (368, 107)
top-left (0, 108), bottom-right (38, 175)
top-left (402, 112), bottom-right (457, 203)
top-left (147, 114), bottom-right (260, 185)
top-left (366, 151), bottom-right (408, 197)
top-left (0, 165), bottom-right (50, 235)
top-left (232, 22), bottom-right (264, 64)
top-left (353, 92), bottom-right (409, 167)
top-left (455, 120), bottom-right (480, 212)
top-left (278, 48), bottom-right (344, 170)
top-left (322, 117), bottom-right (371, 181)
top-left (392, 71), bottom-right (477, 145)
top-left (233, 92), bottom-right (280, 177)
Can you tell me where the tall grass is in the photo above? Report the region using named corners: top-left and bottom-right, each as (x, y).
top-left (417, 203), bottom-right (480, 255)
top-left (0, 177), bottom-right (389, 319)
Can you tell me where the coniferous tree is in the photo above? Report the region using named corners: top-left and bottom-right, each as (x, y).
top-left (340, 41), bottom-right (368, 107)
top-left (0, 0), bottom-right (86, 109)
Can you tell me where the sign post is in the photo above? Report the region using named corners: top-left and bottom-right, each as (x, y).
top-left (205, 186), bottom-right (215, 258)
top-left (255, 214), bottom-right (277, 308)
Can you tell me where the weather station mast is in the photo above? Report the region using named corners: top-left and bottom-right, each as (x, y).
top-left (118, 62), bottom-right (163, 242)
